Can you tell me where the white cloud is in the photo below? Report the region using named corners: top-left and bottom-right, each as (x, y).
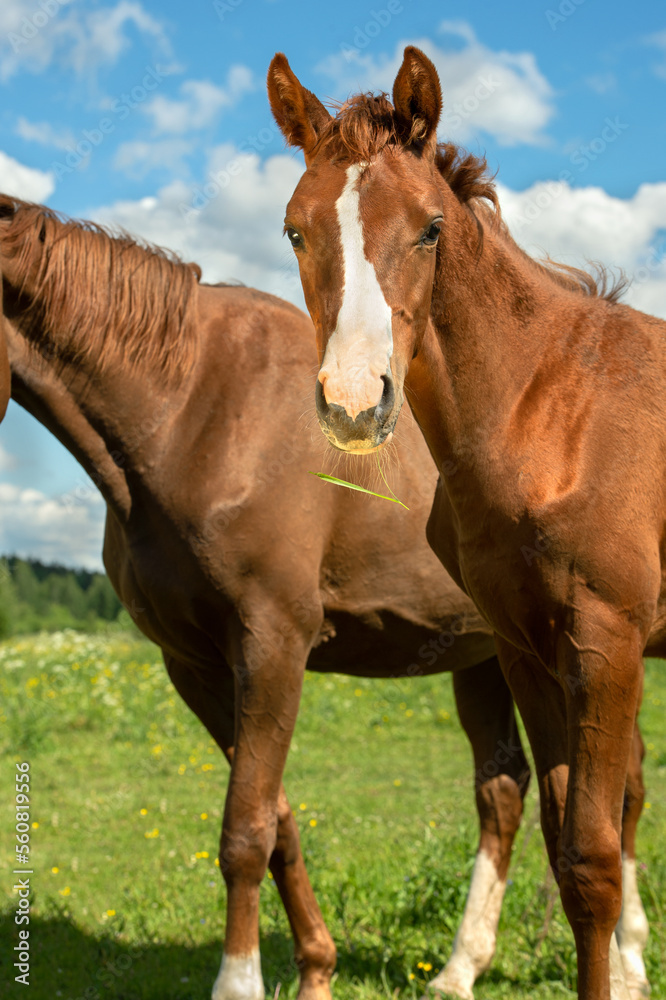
top-left (0, 443), bottom-right (18, 473)
top-left (0, 482), bottom-right (105, 570)
top-left (68, 0), bottom-right (169, 74)
top-left (316, 21), bottom-right (555, 146)
top-left (113, 138), bottom-right (192, 178)
top-left (95, 144), bottom-right (307, 303)
top-left (0, 150), bottom-right (54, 201)
top-left (143, 68), bottom-right (254, 135)
top-left (15, 116), bottom-right (75, 150)
top-left (498, 180), bottom-right (666, 318)
top-left (0, 0), bottom-right (170, 81)
top-left (645, 30), bottom-right (666, 80)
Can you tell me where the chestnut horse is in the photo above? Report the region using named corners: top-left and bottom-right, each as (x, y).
top-left (268, 49), bottom-right (660, 1000)
top-left (1, 194), bottom-right (546, 999)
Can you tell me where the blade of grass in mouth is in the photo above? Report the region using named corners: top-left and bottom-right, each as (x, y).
top-left (308, 462), bottom-right (409, 510)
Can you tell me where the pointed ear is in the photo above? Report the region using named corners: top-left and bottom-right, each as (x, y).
top-left (392, 46), bottom-right (442, 148)
top-left (267, 53), bottom-right (331, 163)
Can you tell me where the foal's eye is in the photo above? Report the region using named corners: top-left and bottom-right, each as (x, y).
top-left (285, 227), bottom-right (303, 249)
top-left (421, 222), bottom-right (441, 246)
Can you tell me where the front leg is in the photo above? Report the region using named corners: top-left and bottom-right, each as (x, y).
top-left (496, 614), bottom-right (640, 1000)
top-left (166, 650), bottom-right (336, 1000)
top-left (214, 619), bottom-right (318, 1000)
top-left (617, 718), bottom-right (650, 1000)
top-left (555, 618), bottom-right (642, 1000)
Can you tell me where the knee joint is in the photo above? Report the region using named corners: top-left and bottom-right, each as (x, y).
top-left (220, 824), bottom-right (274, 884)
top-left (558, 846), bottom-right (623, 925)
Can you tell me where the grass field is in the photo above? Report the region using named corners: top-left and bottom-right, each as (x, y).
top-left (1, 630), bottom-right (664, 1000)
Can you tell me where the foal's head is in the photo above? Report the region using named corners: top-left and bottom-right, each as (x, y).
top-left (268, 47), bottom-right (447, 453)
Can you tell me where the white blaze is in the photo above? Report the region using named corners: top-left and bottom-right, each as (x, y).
top-left (212, 949), bottom-right (264, 1000)
top-left (319, 162), bottom-right (393, 421)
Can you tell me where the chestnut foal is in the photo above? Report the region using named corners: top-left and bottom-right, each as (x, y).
top-left (2, 195), bottom-right (552, 1000)
top-left (268, 48), bottom-right (660, 1000)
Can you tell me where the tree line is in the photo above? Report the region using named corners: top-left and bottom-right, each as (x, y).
top-left (0, 557), bottom-right (125, 637)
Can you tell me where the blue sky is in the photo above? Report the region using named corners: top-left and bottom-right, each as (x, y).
top-left (1, 0), bottom-right (665, 567)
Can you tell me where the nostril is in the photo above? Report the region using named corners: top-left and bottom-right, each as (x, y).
top-left (315, 379), bottom-right (327, 412)
top-left (376, 374), bottom-right (395, 419)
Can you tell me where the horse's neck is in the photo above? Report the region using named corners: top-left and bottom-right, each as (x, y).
top-left (406, 200), bottom-right (577, 503)
top-left (7, 324), bottom-right (178, 523)
top-left (426, 206), bottom-right (557, 416)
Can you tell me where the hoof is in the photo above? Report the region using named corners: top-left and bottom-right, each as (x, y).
top-left (624, 977), bottom-right (651, 1000)
top-left (296, 985), bottom-right (333, 1000)
top-left (423, 969), bottom-right (474, 1000)
top-left (618, 946), bottom-right (650, 1000)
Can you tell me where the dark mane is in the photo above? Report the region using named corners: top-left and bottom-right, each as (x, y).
top-left (0, 195), bottom-right (202, 382)
top-left (314, 94), bottom-right (625, 304)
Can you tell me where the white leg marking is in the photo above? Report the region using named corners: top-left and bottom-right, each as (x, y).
top-left (616, 856), bottom-right (651, 999)
top-left (609, 933), bottom-right (632, 1000)
top-left (319, 162), bottom-right (393, 420)
top-left (212, 949), bottom-right (264, 1000)
top-left (428, 850), bottom-right (506, 1000)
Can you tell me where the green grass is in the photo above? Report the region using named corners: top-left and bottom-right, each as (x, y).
top-left (1, 631), bottom-right (664, 1000)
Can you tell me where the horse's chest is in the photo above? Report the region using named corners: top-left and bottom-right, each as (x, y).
top-left (425, 481), bottom-right (554, 653)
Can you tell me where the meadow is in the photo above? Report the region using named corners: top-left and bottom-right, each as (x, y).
top-left (1, 629), bottom-right (664, 1000)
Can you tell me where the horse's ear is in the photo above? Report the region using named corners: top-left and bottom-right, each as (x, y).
top-left (267, 53), bottom-right (331, 162)
top-left (392, 46), bottom-right (441, 148)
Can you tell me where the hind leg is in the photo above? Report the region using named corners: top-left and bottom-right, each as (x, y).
top-left (616, 716), bottom-right (650, 1000)
top-left (428, 656), bottom-right (531, 1000)
top-left (165, 651), bottom-right (335, 1000)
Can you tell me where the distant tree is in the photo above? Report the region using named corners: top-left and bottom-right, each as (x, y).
top-left (86, 574), bottom-right (122, 620)
top-left (13, 560), bottom-right (42, 610)
top-left (0, 559), bottom-right (17, 638)
top-left (0, 556), bottom-right (124, 635)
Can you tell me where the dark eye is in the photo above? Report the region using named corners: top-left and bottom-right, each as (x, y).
top-left (285, 227), bottom-right (303, 249)
top-left (421, 222), bottom-right (441, 246)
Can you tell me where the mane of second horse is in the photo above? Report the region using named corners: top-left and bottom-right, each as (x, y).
top-left (313, 92), bottom-right (627, 305)
top-left (0, 194), bottom-right (201, 383)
